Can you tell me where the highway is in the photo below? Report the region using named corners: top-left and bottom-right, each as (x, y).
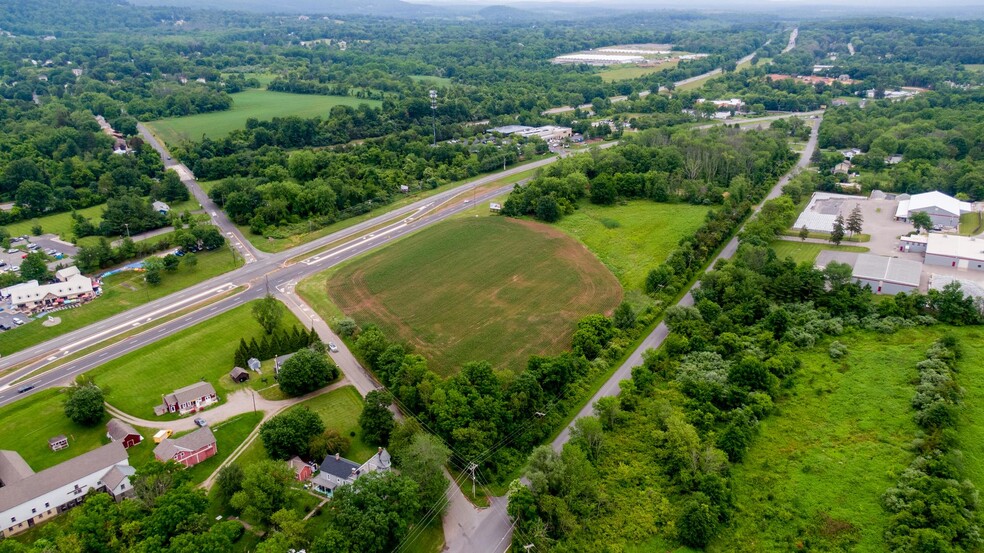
top-left (0, 141), bottom-right (568, 405)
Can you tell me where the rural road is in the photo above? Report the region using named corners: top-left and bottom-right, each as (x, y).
top-left (783, 27), bottom-right (799, 54)
top-left (0, 148), bottom-right (569, 406)
top-left (552, 116), bottom-right (821, 447)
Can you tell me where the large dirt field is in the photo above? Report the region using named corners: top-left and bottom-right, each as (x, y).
top-left (325, 217), bottom-right (622, 376)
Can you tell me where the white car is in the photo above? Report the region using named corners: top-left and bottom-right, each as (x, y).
top-left (328, 342), bottom-right (339, 353)
top-left (12, 317), bottom-right (24, 325)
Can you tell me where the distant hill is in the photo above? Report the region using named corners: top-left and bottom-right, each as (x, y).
top-left (127, 0), bottom-right (458, 17)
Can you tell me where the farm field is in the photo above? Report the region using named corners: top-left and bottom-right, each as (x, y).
top-left (310, 217), bottom-right (622, 376)
top-left (716, 327), bottom-right (983, 551)
top-left (233, 385), bottom-right (374, 468)
top-left (145, 89), bottom-right (381, 146)
top-left (88, 300), bottom-right (304, 417)
top-left (0, 247), bottom-right (241, 356)
top-left (769, 240), bottom-right (869, 264)
top-left (409, 75), bottom-right (453, 87)
top-left (598, 60), bottom-right (681, 82)
top-left (555, 201), bottom-right (710, 291)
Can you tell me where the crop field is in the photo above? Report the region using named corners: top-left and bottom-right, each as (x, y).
top-left (717, 326), bottom-right (984, 551)
top-left (769, 240), bottom-right (869, 264)
top-left (145, 90), bottom-right (381, 146)
top-left (598, 60), bottom-right (681, 82)
top-left (318, 217), bottom-right (622, 375)
top-left (555, 201), bottom-right (710, 291)
top-left (88, 300), bottom-right (303, 417)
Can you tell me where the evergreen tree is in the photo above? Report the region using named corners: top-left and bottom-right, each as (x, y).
top-left (846, 205), bottom-right (864, 236)
top-left (799, 225), bottom-right (809, 241)
top-left (830, 214), bottom-right (846, 246)
top-left (248, 337), bottom-right (261, 360)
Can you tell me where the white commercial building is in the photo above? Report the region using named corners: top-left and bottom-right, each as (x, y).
top-left (2, 271), bottom-right (94, 314)
top-left (0, 443), bottom-right (131, 537)
top-left (552, 53), bottom-right (644, 65)
top-left (793, 192), bottom-right (866, 233)
top-left (924, 234), bottom-right (984, 271)
top-left (851, 253), bottom-right (922, 294)
top-left (489, 125), bottom-right (572, 141)
top-left (895, 191), bottom-right (972, 228)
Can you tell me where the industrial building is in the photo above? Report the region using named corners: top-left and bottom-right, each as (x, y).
top-left (489, 125), bottom-right (572, 141)
top-left (924, 234), bottom-right (984, 271)
top-left (815, 251), bottom-right (922, 294)
top-left (792, 192), bottom-right (866, 233)
top-left (894, 191), bottom-right (972, 228)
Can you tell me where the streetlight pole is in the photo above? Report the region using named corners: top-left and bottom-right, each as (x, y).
top-left (429, 90), bottom-right (438, 147)
top-left (123, 223), bottom-right (130, 240)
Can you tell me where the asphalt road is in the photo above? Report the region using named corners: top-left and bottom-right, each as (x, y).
top-left (551, 116), bottom-right (821, 448)
top-left (0, 140), bottom-right (572, 400)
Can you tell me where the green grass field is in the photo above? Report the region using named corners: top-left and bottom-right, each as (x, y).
top-left (145, 90), bottom-right (381, 146)
top-left (89, 300), bottom-right (303, 417)
top-left (598, 60), bottom-right (681, 83)
top-left (769, 240), bottom-right (870, 265)
top-left (0, 248), bottom-right (241, 356)
top-left (718, 329), bottom-right (929, 551)
top-left (554, 201), bottom-right (710, 291)
top-left (950, 327), bottom-right (984, 489)
top-left (409, 75), bottom-right (452, 87)
top-left (960, 211), bottom-right (982, 236)
top-left (309, 217), bottom-right (622, 376)
top-left (3, 199), bottom-right (198, 243)
top-left (964, 64), bottom-right (984, 72)
top-left (234, 385), bottom-right (374, 468)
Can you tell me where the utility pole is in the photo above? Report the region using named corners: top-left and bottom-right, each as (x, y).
top-left (123, 223), bottom-right (130, 240)
top-left (429, 90), bottom-right (438, 147)
top-left (468, 462), bottom-right (478, 498)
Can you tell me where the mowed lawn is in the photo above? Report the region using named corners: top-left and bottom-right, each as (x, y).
top-left (235, 385), bottom-right (374, 467)
top-left (0, 248), bottom-right (240, 356)
top-left (145, 90), bottom-right (381, 145)
top-left (717, 328), bottom-right (942, 551)
top-left (555, 201), bottom-right (710, 291)
top-left (769, 240), bottom-right (869, 265)
top-left (316, 217), bottom-right (622, 375)
top-left (89, 300), bottom-right (303, 417)
top-left (3, 199), bottom-right (198, 243)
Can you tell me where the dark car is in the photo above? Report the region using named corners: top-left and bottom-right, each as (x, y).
top-left (17, 385), bottom-right (34, 394)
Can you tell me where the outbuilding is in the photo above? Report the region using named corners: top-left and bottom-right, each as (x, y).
top-left (229, 367), bottom-right (250, 383)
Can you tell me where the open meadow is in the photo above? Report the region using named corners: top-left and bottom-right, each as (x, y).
top-left (555, 201), bottom-right (710, 291)
top-left (598, 60), bottom-right (681, 82)
top-left (88, 300), bottom-right (303, 417)
top-left (145, 90), bottom-right (381, 145)
top-left (769, 240), bottom-right (869, 265)
top-left (308, 217), bottom-right (622, 376)
top-left (716, 326), bottom-right (984, 551)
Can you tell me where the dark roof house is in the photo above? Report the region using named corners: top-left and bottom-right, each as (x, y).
top-left (230, 367), bottom-right (250, 383)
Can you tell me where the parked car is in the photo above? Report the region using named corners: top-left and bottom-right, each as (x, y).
top-left (0, 323), bottom-right (11, 331)
top-left (328, 342), bottom-right (339, 353)
top-left (6, 248), bottom-right (17, 254)
top-left (194, 418), bottom-right (207, 427)
top-left (12, 317), bottom-right (24, 325)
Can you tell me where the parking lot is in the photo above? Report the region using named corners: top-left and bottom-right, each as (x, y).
top-left (0, 234), bottom-right (76, 276)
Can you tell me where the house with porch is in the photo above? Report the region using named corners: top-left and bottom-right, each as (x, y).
top-left (311, 448), bottom-right (391, 497)
top-left (158, 382), bottom-right (217, 415)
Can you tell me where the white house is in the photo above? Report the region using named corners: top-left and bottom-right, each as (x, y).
top-left (0, 442), bottom-right (131, 537)
top-left (311, 448), bottom-right (391, 497)
top-left (895, 191), bottom-right (972, 228)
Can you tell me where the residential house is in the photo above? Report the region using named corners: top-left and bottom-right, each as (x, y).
top-left (894, 190), bottom-right (972, 228)
top-left (832, 161), bottom-right (852, 175)
top-left (106, 419), bottom-right (142, 449)
top-left (152, 201), bottom-right (170, 215)
top-left (311, 448), bottom-right (391, 497)
top-left (229, 367), bottom-right (250, 383)
top-left (288, 457), bottom-right (312, 482)
top-left (47, 436), bottom-right (68, 452)
top-left (0, 442), bottom-right (131, 537)
top-left (153, 427), bottom-right (217, 468)
top-left (159, 382), bottom-right (217, 415)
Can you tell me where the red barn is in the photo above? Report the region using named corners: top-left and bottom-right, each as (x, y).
top-left (288, 456), bottom-right (313, 481)
top-left (106, 419), bottom-right (142, 449)
top-left (153, 427), bottom-right (216, 468)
